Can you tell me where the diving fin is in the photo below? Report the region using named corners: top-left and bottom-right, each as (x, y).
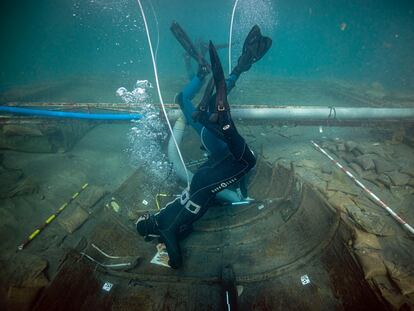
top-left (170, 21), bottom-right (210, 78)
top-left (231, 25), bottom-right (272, 76)
top-left (208, 41), bottom-right (231, 125)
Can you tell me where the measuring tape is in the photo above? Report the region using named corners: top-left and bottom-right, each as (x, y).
top-left (17, 183), bottom-right (89, 250)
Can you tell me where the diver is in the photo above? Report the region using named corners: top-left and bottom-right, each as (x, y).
top-left (136, 22), bottom-right (272, 269)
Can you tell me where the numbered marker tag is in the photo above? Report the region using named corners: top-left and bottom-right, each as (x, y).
top-left (102, 282), bottom-right (113, 292)
top-left (301, 275), bottom-right (311, 285)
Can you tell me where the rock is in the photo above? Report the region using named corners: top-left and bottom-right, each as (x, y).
top-left (295, 159), bottom-right (319, 170)
top-left (384, 260), bottom-right (414, 296)
top-left (377, 173), bottom-right (392, 188)
top-left (400, 165), bottom-right (414, 178)
top-left (361, 172), bottom-right (382, 187)
top-left (336, 143), bottom-right (346, 151)
top-left (353, 229), bottom-right (381, 250)
top-left (354, 249), bottom-right (386, 279)
top-left (328, 192), bottom-right (357, 213)
top-left (354, 154), bottom-right (375, 171)
top-left (341, 154), bottom-right (355, 164)
top-left (386, 171), bottom-right (411, 186)
top-left (349, 163), bottom-right (363, 176)
top-left (355, 144), bottom-right (367, 155)
top-left (348, 209), bottom-right (395, 236)
top-left (345, 141), bottom-right (358, 152)
top-left (328, 179), bottom-right (360, 196)
top-left (373, 157), bottom-right (396, 174)
top-left (372, 276), bottom-right (407, 310)
top-left (321, 165), bottom-right (332, 174)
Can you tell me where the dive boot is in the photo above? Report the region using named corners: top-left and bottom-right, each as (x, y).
top-left (170, 21), bottom-right (211, 79)
top-left (231, 25), bottom-right (272, 77)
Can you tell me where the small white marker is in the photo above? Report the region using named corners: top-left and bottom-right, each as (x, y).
top-left (142, 200), bottom-right (148, 206)
top-left (102, 282), bottom-right (113, 292)
top-left (257, 204), bottom-right (265, 210)
top-left (319, 126), bottom-right (323, 133)
top-left (301, 274), bottom-right (311, 285)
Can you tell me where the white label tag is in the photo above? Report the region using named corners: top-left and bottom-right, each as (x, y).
top-left (301, 275), bottom-right (311, 285)
top-left (102, 282), bottom-right (113, 292)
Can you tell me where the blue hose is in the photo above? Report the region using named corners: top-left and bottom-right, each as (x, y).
top-left (0, 106), bottom-right (143, 120)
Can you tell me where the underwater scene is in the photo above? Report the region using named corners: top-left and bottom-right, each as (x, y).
top-left (0, 0), bottom-right (414, 310)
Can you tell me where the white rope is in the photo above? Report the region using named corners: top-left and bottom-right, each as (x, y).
top-left (147, 0), bottom-right (160, 60)
top-left (136, 0), bottom-right (190, 188)
top-left (228, 0), bottom-right (240, 75)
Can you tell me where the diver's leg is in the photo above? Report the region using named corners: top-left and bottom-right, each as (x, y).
top-left (175, 76), bottom-right (205, 135)
top-left (225, 74), bottom-right (239, 94)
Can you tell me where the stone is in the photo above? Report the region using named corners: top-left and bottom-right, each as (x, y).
top-left (353, 229), bottom-right (381, 250)
top-left (341, 154), bottom-right (355, 164)
top-left (399, 162), bottom-right (414, 177)
top-left (321, 165), bottom-right (332, 174)
top-left (384, 260), bottom-right (414, 296)
top-left (354, 249), bottom-right (386, 279)
top-left (349, 163), bottom-right (363, 176)
top-left (386, 171), bottom-right (411, 186)
top-left (371, 276), bottom-right (407, 310)
top-left (295, 159), bottom-right (319, 170)
top-left (376, 173), bottom-right (392, 188)
top-left (354, 155), bottom-right (375, 171)
top-left (348, 209), bottom-right (395, 236)
top-left (373, 157), bottom-right (396, 174)
top-left (327, 191), bottom-right (357, 213)
top-left (345, 140), bottom-right (358, 152)
top-left (328, 179), bottom-right (360, 196)
top-left (336, 143), bottom-right (346, 151)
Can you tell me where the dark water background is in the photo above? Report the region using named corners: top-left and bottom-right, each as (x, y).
top-left (0, 0), bottom-right (413, 95)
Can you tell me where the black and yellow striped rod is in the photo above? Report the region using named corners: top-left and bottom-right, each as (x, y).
top-left (17, 183), bottom-right (89, 251)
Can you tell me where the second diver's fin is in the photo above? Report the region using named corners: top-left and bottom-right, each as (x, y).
top-left (170, 21), bottom-right (210, 77)
top-left (231, 25), bottom-right (272, 76)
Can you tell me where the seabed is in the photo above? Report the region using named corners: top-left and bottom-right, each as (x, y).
top-left (0, 78), bottom-right (413, 310)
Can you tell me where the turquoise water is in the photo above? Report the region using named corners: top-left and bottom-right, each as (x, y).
top-left (1, 0), bottom-right (414, 95)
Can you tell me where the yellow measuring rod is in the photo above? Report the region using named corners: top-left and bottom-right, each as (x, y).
top-left (17, 183), bottom-right (89, 251)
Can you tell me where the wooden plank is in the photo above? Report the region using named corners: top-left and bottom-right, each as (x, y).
top-left (32, 252), bottom-right (113, 311)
